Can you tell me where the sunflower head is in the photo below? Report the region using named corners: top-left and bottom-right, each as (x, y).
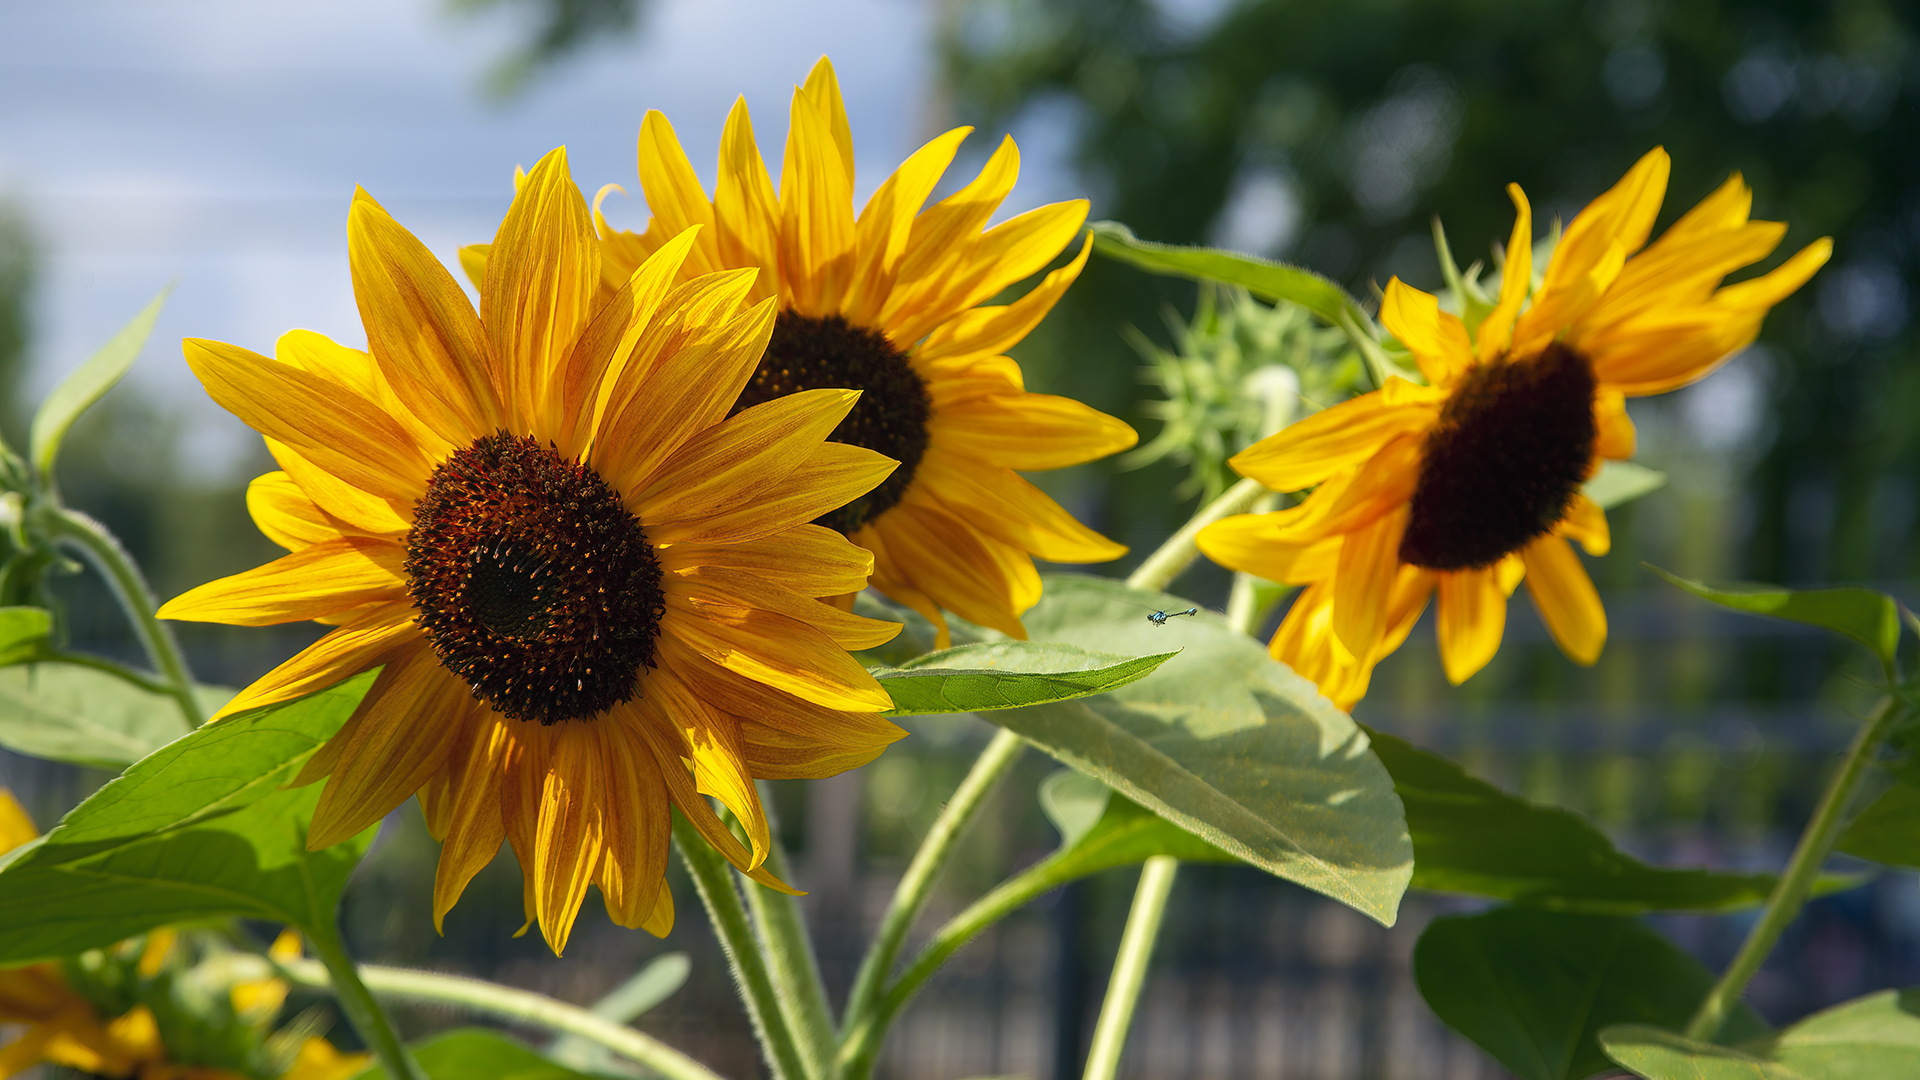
top-left (1201, 147), bottom-right (1831, 708)
top-left (161, 147), bottom-right (910, 953)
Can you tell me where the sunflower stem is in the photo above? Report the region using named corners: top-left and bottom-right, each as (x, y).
top-left (837, 727), bottom-right (1026, 1070)
top-left (43, 507), bottom-right (203, 727)
top-left (1126, 477), bottom-right (1269, 594)
top-left (739, 789), bottom-right (837, 1078)
top-left (1683, 692), bottom-right (1904, 1043)
top-left (275, 956), bottom-right (726, 1080)
top-left (1082, 855), bottom-right (1179, 1080)
top-left (675, 813), bottom-right (813, 1080)
top-left (301, 919), bottom-right (424, 1080)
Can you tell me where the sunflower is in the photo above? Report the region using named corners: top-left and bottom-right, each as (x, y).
top-left (464, 57), bottom-right (1137, 646)
top-left (158, 148), bottom-right (907, 954)
top-left (0, 792), bottom-right (366, 1080)
top-left (1198, 148), bottom-right (1830, 708)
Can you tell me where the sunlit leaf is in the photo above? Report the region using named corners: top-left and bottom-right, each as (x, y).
top-left (1584, 460), bottom-right (1668, 510)
top-left (1647, 566), bottom-right (1900, 668)
top-left (358, 1028), bottom-right (607, 1080)
top-left (875, 642), bottom-right (1177, 715)
top-left (1034, 770), bottom-right (1239, 879)
top-left (0, 606), bottom-right (51, 665)
top-left (1371, 729), bottom-right (1800, 912)
top-left (1602, 992), bottom-right (1920, 1080)
top-left (31, 284), bottom-right (172, 477)
top-left (1088, 221), bottom-right (1367, 329)
top-left (1416, 908), bottom-right (1770, 1080)
top-left (0, 673), bottom-right (372, 962)
top-left (1598, 1026), bottom-right (1796, 1080)
top-left (0, 661), bottom-right (227, 769)
top-left (989, 574), bottom-right (1411, 926)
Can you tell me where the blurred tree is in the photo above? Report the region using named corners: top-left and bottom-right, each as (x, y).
top-left (450, 0), bottom-right (648, 96)
top-left (942, 0), bottom-right (1919, 589)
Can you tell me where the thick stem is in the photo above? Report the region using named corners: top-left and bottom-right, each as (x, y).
top-left (1125, 477), bottom-right (1268, 594)
top-left (276, 957), bottom-right (724, 1080)
top-left (44, 507), bottom-right (202, 727)
top-left (838, 727), bottom-right (1026, 1054)
top-left (1081, 856), bottom-right (1179, 1080)
top-left (675, 814), bottom-right (812, 1080)
top-left (1684, 695), bottom-right (1904, 1042)
top-left (740, 791), bottom-right (837, 1078)
top-left (302, 922), bottom-right (424, 1080)
top-left (39, 648), bottom-right (174, 696)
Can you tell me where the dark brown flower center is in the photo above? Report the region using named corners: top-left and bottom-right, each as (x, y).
top-left (1399, 342), bottom-right (1598, 572)
top-left (405, 432), bottom-right (664, 725)
top-left (730, 310), bottom-right (930, 534)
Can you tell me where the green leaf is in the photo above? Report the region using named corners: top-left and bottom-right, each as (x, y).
top-left (1370, 729), bottom-right (1794, 912)
top-left (1584, 460), bottom-right (1669, 510)
top-left (989, 574), bottom-right (1411, 926)
top-left (31, 284), bottom-right (172, 477)
top-left (1598, 1026), bottom-right (1799, 1080)
top-left (1034, 769), bottom-right (1240, 879)
top-left (0, 606), bottom-right (51, 665)
top-left (357, 1029), bottom-right (608, 1080)
top-left (1601, 989), bottom-right (1920, 1080)
top-left (0, 661), bottom-right (225, 769)
top-left (0, 673), bottom-right (372, 963)
top-left (1837, 780), bottom-right (1920, 869)
top-left (1088, 221), bottom-right (1367, 328)
top-left (875, 641), bottom-right (1178, 715)
top-left (1647, 566), bottom-right (1900, 669)
top-left (1415, 908), bottom-right (1770, 1080)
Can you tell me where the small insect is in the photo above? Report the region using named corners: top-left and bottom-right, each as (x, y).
top-left (1145, 607), bottom-right (1199, 627)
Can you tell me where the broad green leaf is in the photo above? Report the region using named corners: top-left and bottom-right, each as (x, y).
top-left (875, 641), bottom-right (1177, 715)
top-left (1585, 460), bottom-right (1669, 510)
top-left (1416, 908), bottom-right (1770, 1080)
top-left (357, 1029), bottom-right (606, 1080)
top-left (0, 673), bottom-right (372, 962)
top-left (1034, 769), bottom-right (1239, 879)
top-left (1371, 729), bottom-right (1793, 912)
top-left (1837, 780), bottom-right (1920, 869)
top-left (1599, 1026), bottom-right (1799, 1080)
top-left (1647, 566), bottom-right (1899, 668)
top-left (1761, 988), bottom-right (1920, 1078)
top-left (0, 661), bottom-right (228, 769)
top-left (1088, 221), bottom-right (1367, 328)
top-left (31, 284), bottom-right (173, 476)
top-left (0, 606), bottom-right (51, 665)
top-left (992, 574), bottom-right (1411, 926)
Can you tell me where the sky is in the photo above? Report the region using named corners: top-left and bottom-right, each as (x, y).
top-left (0, 0), bottom-right (1021, 482)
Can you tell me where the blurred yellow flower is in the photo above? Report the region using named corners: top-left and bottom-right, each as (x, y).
top-left (468, 57), bottom-right (1137, 646)
top-left (1200, 148), bottom-right (1830, 708)
top-left (160, 147), bottom-right (906, 954)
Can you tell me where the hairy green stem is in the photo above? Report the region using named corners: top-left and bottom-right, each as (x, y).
top-left (1082, 856), bottom-right (1179, 1080)
top-left (38, 647), bottom-right (174, 696)
top-left (44, 507), bottom-right (202, 727)
top-left (1685, 694), bottom-right (1904, 1041)
top-left (301, 922), bottom-right (423, 1080)
top-left (675, 814), bottom-right (811, 1080)
top-left (836, 727), bottom-right (1027, 1070)
top-left (1125, 477), bottom-right (1268, 594)
top-left (740, 792), bottom-right (837, 1078)
top-left (277, 956), bottom-right (722, 1080)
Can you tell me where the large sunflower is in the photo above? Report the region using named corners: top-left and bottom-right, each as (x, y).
top-left (1198, 148), bottom-right (1830, 708)
top-left (159, 148), bottom-right (907, 954)
top-left (465, 57), bottom-right (1137, 646)
top-left (0, 792), bottom-right (365, 1080)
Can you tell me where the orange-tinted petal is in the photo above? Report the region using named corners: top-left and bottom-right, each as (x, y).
top-left (160, 537), bottom-right (407, 627)
top-left (1521, 533), bottom-right (1607, 665)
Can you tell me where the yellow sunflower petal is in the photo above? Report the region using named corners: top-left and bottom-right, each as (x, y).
top-left (562, 225), bottom-right (705, 453)
top-left (635, 110), bottom-right (721, 277)
top-left (1521, 532), bottom-right (1607, 665)
top-left (348, 188), bottom-right (504, 444)
top-left (593, 724), bottom-right (672, 929)
top-left (662, 592), bottom-right (891, 712)
top-left (432, 713), bottom-right (513, 932)
top-left (1558, 493), bottom-right (1611, 555)
top-left (780, 75), bottom-right (857, 317)
top-left (673, 565), bottom-right (900, 651)
top-left (307, 653), bottom-right (468, 850)
top-left (1380, 278), bottom-right (1475, 386)
top-left (211, 602), bottom-right (416, 719)
top-left (0, 789), bottom-right (37, 853)
top-left (267, 440), bottom-right (413, 539)
top-left (658, 633), bottom-right (902, 754)
top-left (1227, 383), bottom-right (1438, 493)
top-left (529, 724), bottom-right (610, 955)
top-left (1196, 516), bottom-right (1340, 585)
top-left (1266, 434), bottom-right (1423, 545)
top-left (914, 233), bottom-right (1093, 364)
top-left (159, 537), bottom-right (406, 626)
top-left (1593, 388), bottom-right (1636, 459)
top-left (882, 135), bottom-right (1020, 322)
top-left (644, 670), bottom-right (770, 867)
top-left (645, 441), bottom-right (897, 546)
top-left (183, 338), bottom-right (432, 503)
top-left (890, 198), bottom-right (1090, 345)
top-left (713, 97), bottom-right (783, 300)
top-left (912, 446), bottom-right (1126, 563)
top-left (927, 389), bottom-right (1137, 472)
top-left (247, 472), bottom-right (341, 551)
top-left (1518, 148), bottom-right (1670, 345)
top-left (1476, 183), bottom-right (1533, 362)
top-left (800, 56), bottom-right (855, 184)
top-left (844, 126), bottom-right (973, 325)
top-left (1329, 503), bottom-right (1409, 658)
top-left (634, 388), bottom-right (860, 524)
top-left (868, 497), bottom-right (1032, 640)
top-left (738, 717), bottom-right (899, 779)
top-left (1435, 566), bottom-right (1507, 685)
top-left (655, 523), bottom-right (873, 597)
top-left (483, 147), bottom-right (601, 434)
